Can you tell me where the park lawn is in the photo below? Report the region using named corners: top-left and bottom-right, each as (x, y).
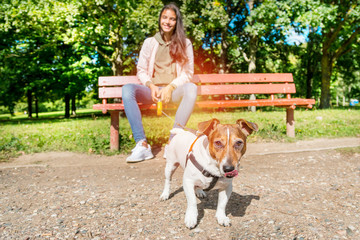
top-left (1, 108), bottom-right (359, 161)
top-left (0, 109), bottom-right (102, 120)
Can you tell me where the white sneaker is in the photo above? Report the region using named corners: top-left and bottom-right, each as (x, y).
top-left (163, 144), bottom-right (168, 159)
top-left (126, 140), bottom-right (154, 163)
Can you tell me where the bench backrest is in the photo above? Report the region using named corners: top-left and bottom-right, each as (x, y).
top-left (98, 73), bottom-right (295, 100)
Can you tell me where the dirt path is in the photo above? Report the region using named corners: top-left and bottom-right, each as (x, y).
top-left (1, 137), bottom-right (359, 239)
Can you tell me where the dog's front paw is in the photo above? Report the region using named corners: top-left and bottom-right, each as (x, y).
top-left (216, 214), bottom-right (231, 227)
top-left (160, 190), bottom-right (170, 201)
top-left (195, 188), bottom-right (207, 198)
top-left (185, 209), bottom-right (198, 229)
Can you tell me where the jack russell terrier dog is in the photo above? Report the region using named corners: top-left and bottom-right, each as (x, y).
top-left (160, 118), bottom-right (258, 229)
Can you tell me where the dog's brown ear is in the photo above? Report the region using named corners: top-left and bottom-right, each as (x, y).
top-left (198, 118), bottom-right (220, 136)
top-left (236, 119), bottom-right (258, 136)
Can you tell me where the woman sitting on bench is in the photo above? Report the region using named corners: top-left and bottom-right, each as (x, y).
top-left (122, 3), bottom-right (197, 163)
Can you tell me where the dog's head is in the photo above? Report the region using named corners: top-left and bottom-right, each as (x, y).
top-left (198, 118), bottom-right (258, 178)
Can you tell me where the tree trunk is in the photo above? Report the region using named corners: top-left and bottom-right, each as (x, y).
top-left (71, 95), bottom-right (76, 116)
top-left (248, 35), bottom-right (258, 112)
top-left (247, 0), bottom-right (257, 74)
top-left (112, 62), bottom-right (117, 76)
top-left (27, 90), bottom-right (33, 118)
top-left (306, 32), bottom-right (314, 99)
top-left (8, 104), bottom-right (15, 116)
top-left (306, 49), bottom-right (314, 99)
top-left (320, 51), bottom-right (332, 109)
top-left (35, 96), bottom-right (39, 119)
top-left (65, 94), bottom-right (70, 118)
top-left (219, 31), bottom-right (228, 74)
top-left (112, 46), bottom-right (124, 76)
top-left (246, 0), bottom-right (257, 112)
top-left (248, 35), bottom-right (257, 74)
top-left (112, 60), bottom-right (125, 76)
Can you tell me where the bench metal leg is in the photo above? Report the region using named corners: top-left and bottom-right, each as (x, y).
top-left (286, 108), bottom-right (295, 138)
top-left (110, 111), bottom-right (120, 150)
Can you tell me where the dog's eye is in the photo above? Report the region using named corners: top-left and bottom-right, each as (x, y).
top-left (214, 140), bottom-right (224, 149)
top-left (234, 140), bottom-right (244, 150)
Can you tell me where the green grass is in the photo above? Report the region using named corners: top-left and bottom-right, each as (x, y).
top-left (0, 109), bottom-right (103, 120)
top-left (1, 108), bottom-right (359, 161)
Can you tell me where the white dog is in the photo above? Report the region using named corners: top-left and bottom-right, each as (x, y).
top-left (160, 118), bottom-right (258, 229)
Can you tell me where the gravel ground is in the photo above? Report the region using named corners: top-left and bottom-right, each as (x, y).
top-left (0, 137), bottom-right (359, 240)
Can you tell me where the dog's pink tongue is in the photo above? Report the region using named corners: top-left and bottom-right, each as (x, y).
top-left (225, 170), bottom-right (238, 178)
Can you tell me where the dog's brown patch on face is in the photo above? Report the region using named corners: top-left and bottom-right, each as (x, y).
top-left (208, 124), bottom-right (247, 167)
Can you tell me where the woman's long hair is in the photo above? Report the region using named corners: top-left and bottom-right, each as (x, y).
top-left (158, 3), bottom-right (188, 66)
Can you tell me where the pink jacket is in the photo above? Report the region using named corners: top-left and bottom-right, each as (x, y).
top-left (136, 36), bottom-right (194, 88)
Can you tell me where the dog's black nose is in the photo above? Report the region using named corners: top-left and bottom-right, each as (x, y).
top-left (223, 165), bottom-right (235, 173)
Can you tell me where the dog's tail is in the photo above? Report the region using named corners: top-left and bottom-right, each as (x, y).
top-left (172, 125), bottom-right (199, 135)
top-left (170, 128), bottom-right (185, 135)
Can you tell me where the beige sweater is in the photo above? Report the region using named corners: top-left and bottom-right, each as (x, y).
top-left (152, 32), bottom-right (177, 86)
top-left (136, 35), bottom-right (194, 88)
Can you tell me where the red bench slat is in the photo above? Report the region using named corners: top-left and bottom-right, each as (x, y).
top-left (193, 73), bottom-right (293, 83)
top-left (93, 103), bottom-right (178, 111)
top-left (198, 83), bottom-right (296, 95)
top-left (196, 98), bottom-right (315, 108)
top-left (93, 103), bottom-right (149, 111)
top-left (99, 87), bottom-right (123, 98)
top-left (99, 83), bottom-right (296, 98)
top-left (98, 73), bottom-right (294, 86)
top-left (94, 98), bottom-right (315, 112)
top-left (99, 76), bottom-right (140, 86)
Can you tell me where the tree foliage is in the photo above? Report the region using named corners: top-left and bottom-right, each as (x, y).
top-left (290, 0), bottom-right (360, 108)
top-left (0, 0), bottom-right (359, 115)
top-left (182, 0), bottom-right (246, 74)
top-left (63, 0), bottom-right (163, 76)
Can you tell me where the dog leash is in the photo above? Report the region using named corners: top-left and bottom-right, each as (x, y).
top-left (160, 109), bottom-right (198, 134)
top-left (157, 100), bottom-right (199, 133)
top-left (159, 104), bottom-right (219, 190)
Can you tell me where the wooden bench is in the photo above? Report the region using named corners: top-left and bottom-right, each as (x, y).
top-left (93, 73), bottom-right (315, 150)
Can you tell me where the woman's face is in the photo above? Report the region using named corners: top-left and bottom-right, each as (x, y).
top-left (160, 9), bottom-right (176, 36)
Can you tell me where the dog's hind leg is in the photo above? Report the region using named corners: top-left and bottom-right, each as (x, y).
top-left (160, 162), bottom-right (179, 201)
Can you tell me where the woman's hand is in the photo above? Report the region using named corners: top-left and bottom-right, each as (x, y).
top-left (148, 83), bottom-right (160, 102)
top-left (159, 84), bottom-right (175, 104)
